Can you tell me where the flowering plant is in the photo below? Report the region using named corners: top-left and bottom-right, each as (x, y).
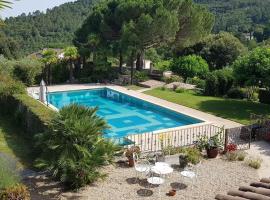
top-left (226, 143), bottom-right (237, 152)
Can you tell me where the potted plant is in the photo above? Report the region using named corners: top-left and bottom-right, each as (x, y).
top-left (197, 132), bottom-right (223, 159)
top-left (124, 146), bottom-right (140, 167)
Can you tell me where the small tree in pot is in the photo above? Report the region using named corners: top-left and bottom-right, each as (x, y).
top-left (125, 146), bottom-right (140, 167)
top-left (197, 131), bottom-right (223, 158)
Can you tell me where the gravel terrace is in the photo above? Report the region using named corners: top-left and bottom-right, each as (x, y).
top-left (25, 157), bottom-right (259, 200)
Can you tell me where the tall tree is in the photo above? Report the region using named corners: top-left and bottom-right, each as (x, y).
top-left (63, 46), bottom-right (79, 83)
top-left (41, 49), bottom-right (58, 85)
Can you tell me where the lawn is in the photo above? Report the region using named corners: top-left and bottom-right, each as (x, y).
top-left (0, 116), bottom-right (33, 167)
top-left (144, 88), bottom-right (270, 125)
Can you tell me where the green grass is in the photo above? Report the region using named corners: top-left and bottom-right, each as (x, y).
top-left (0, 116), bottom-right (33, 168)
top-left (125, 85), bottom-right (145, 91)
top-left (144, 88), bottom-right (270, 125)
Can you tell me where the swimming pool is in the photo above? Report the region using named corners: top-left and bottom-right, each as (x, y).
top-left (48, 88), bottom-right (203, 138)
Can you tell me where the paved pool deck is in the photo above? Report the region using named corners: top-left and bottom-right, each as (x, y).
top-left (27, 84), bottom-right (242, 129)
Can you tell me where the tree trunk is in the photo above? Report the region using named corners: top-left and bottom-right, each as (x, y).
top-left (136, 52), bottom-right (144, 71)
top-left (69, 60), bottom-right (74, 83)
top-left (130, 54), bottom-right (135, 85)
top-left (119, 51), bottom-right (123, 74)
top-left (48, 64), bottom-right (51, 85)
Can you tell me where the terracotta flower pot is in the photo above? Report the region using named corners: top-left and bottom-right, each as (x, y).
top-left (128, 158), bottom-right (135, 167)
top-left (167, 189), bottom-right (176, 196)
top-left (206, 148), bottom-right (219, 158)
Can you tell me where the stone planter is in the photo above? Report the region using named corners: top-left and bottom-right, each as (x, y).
top-left (206, 148), bottom-right (219, 158)
top-left (179, 153), bottom-right (188, 169)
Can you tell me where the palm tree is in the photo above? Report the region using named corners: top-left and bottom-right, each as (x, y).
top-left (0, 0), bottom-right (12, 10)
top-left (63, 46), bottom-right (79, 83)
top-left (41, 49), bottom-right (58, 85)
top-left (35, 104), bottom-right (117, 188)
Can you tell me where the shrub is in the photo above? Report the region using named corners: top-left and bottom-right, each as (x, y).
top-left (227, 88), bottom-right (246, 99)
top-left (187, 77), bottom-right (206, 90)
top-left (226, 151), bottom-right (238, 161)
top-left (155, 60), bottom-right (171, 72)
top-left (175, 88), bottom-right (185, 93)
top-left (237, 151), bottom-right (247, 161)
top-left (0, 75), bottom-right (26, 97)
top-left (170, 55), bottom-right (209, 81)
top-left (134, 71), bottom-right (149, 82)
top-left (185, 147), bottom-right (202, 164)
top-left (247, 157), bottom-right (262, 169)
top-left (163, 147), bottom-right (201, 165)
top-left (0, 184), bottom-right (30, 200)
top-left (258, 89), bottom-right (270, 104)
top-left (205, 68), bottom-right (234, 96)
top-left (162, 75), bottom-right (183, 84)
top-left (35, 104), bottom-right (117, 189)
top-left (12, 58), bottom-right (43, 86)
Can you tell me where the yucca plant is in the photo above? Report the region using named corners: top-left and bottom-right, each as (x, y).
top-left (35, 104), bottom-right (117, 188)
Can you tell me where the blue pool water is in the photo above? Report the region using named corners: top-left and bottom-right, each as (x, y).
top-left (48, 88), bottom-right (202, 138)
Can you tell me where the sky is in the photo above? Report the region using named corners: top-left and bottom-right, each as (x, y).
top-left (1, 0), bottom-right (76, 18)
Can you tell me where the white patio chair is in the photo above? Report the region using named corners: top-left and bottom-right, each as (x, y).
top-left (147, 169), bottom-right (165, 200)
top-left (180, 161), bottom-right (201, 198)
top-left (133, 153), bottom-right (151, 182)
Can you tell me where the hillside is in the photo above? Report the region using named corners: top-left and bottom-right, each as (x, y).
top-left (195, 0), bottom-right (270, 33)
top-left (1, 0), bottom-right (97, 56)
top-left (1, 0), bottom-right (270, 57)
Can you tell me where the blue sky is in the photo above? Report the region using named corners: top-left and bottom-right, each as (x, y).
top-left (1, 0), bottom-right (76, 18)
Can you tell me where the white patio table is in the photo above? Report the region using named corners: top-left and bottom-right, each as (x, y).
top-left (151, 162), bottom-right (173, 175)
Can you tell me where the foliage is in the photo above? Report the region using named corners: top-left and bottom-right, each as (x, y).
top-left (155, 60), bottom-right (171, 72)
top-left (124, 146), bottom-right (140, 159)
top-left (0, 156), bottom-right (20, 190)
top-left (186, 77), bottom-right (206, 89)
top-left (0, 184), bottom-right (30, 200)
top-left (63, 46), bottom-right (79, 82)
top-left (237, 151), bottom-right (247, 161)
top-left (0, 0), bottom-right (97, 55)
top-left (0, 75), bottom-right (25, 97)
top-left (204, 68), bottom-right (234, 96)
top-left (162, 146), bottom-right (201, 165)
top-left (0, 33), bottom-right (20, 59)
top-left (0, 0), bottom-right (12, 9)
top-left (180, 32), bottom-right (247, 70)
top-left (144, 88), bottom-right (270, 125)
top-left (227, 88), bottom-right (246, 99)
top-left (74, 0), bottom-right (213, 74)
top-left (12, 58), bottom-right (43, 86)
top-left (226, 143), bottom-right (237, 152)
top-left (196, 130), bottom-right (224, 150)
top-left (163, 75), bottom-right (183, 84)
top-left (170, 55), bottom-right (209, 81)
top-left (133, 71), bottom-right (149, 82)
top-left (195, 0), bottom-right (270, 40)
top-left (246, 157), bottom-right (262, 169)
top-left (233, 47), bottom-right (270, 88)
top-left (35, 104), bottom-right (117, 188)
top-left (226, 151), bottom-right (238, 161)
top-left (258, 89), bottom-right (270, 105)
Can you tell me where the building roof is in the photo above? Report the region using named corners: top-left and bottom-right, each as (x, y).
top-left (215, 178), bottom-right (270, 200)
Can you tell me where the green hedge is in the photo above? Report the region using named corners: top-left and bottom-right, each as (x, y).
top-left (259, 89), bottom-right (270, 104)
top-left (0, 93), bottom-right (56, 140)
